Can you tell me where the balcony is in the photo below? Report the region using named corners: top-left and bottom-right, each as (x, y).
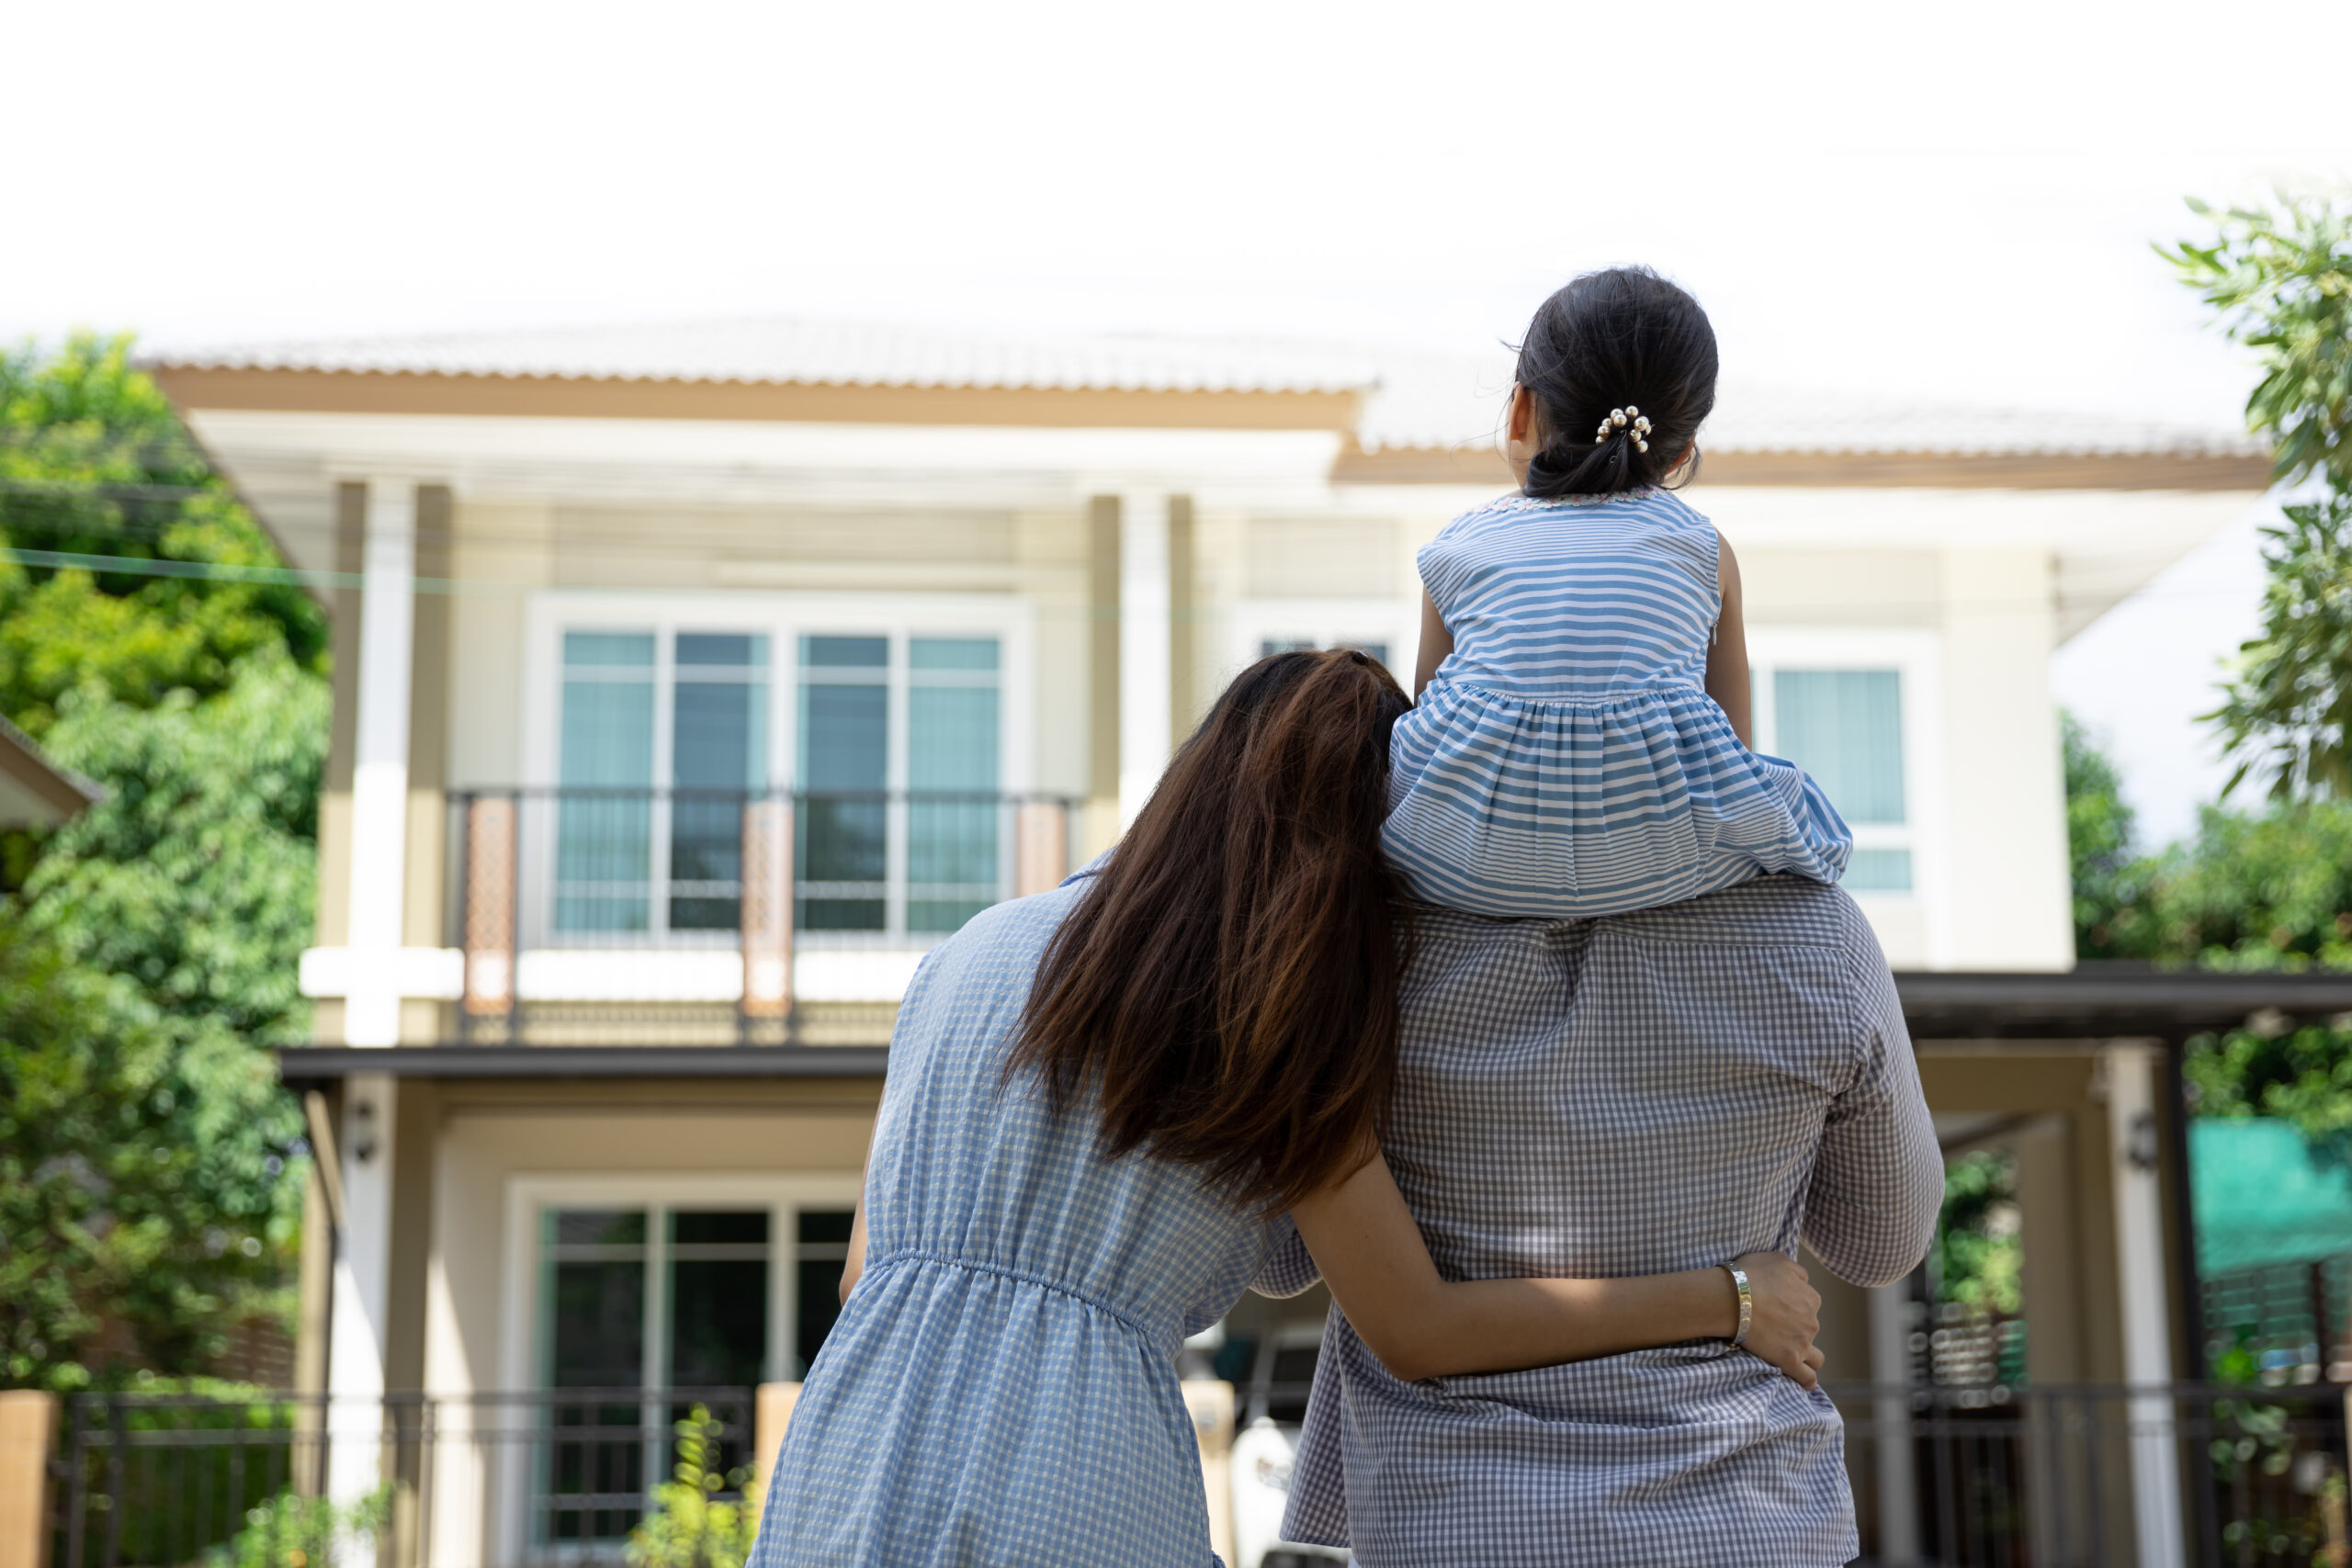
top-left (438, 788), bottom-right (1075, 1046)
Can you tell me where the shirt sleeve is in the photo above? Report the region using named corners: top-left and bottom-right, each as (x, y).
top-left (1250, 1213), bottom-right (1324, 1298)
top-left (1800, 909), bottom-right (1943, 1288)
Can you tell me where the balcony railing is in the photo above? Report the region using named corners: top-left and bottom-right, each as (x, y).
top-left (449, 789), bottom-right (1075, 1043)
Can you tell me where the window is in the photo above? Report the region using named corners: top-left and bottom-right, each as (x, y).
top-left (532, 595), bottom-right (1027, 948)
top-left (554, 631), bottom-right (769, 935)
top-left (1758, 666), bottom-right (1914, 894)
top-left (533, 1199), bottom-right (854, 1548)
top-left (795, 634), bottom-right (1002, 935)
top-left (1228, 598), bottom-right (1420, 689)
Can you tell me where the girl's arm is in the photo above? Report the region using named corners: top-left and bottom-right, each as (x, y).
top-left (1412, 590), bottom-right (1454, 698)
top-left (1290, 1153), bottom-right (1824, 1387)
top-left (1704, 531), bottom-right (1755, 748)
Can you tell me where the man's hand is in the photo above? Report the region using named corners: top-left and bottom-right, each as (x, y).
top-left (1732, 1251), bottom-right (1825, 1390)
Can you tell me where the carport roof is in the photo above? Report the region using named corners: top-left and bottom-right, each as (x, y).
top-left (270, 965), bottom-right (2352, 1083)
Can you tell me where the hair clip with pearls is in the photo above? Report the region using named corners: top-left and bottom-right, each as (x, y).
top-left (1596, 406), bottom-right (1653, 454)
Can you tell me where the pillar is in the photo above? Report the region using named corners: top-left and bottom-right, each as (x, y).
top-left (1867, 1279), bottom-right (1921, 1565)
top-left (327, 1071), bottom-right (397, 1509)
top-left (345, 480), bottom-right (418, 1047)
top-left (1119, 491), bottom-right (1172, 828)
top-left (1086, 497), bottom-right (1122, 852)
top-left (2106, 1043), bottom-right (2185, 1568)
top-left (0, 1391), bottom-right (57, 1568)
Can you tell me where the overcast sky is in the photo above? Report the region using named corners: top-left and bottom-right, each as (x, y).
top-left (10, 0), bottom-right (2350, 842)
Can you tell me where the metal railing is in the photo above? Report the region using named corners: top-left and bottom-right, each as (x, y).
top-left (48, 1382), bottom-right (2351, 1567)
top-left (47, 1388), bottom-right (759, 1568)
top-left (448, 789), bottom-right (1076, 1043)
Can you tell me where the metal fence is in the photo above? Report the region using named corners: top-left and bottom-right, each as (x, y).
top-left (44, 1382), bottom-right (2352, 1568)
top-left (447, 788), bottom-right (1074, 1043)
top-left (1828, 1381), bottom-right (2349, 1566)
top-left (47, 1389), bottom-right (758, 1568)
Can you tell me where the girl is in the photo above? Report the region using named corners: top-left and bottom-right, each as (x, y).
top-left (751, 650), bottom-right (1824, 1568)
top-left (1385, 266), bottom-right (1851, 917)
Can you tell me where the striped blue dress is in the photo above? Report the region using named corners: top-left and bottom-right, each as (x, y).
top-left (749, 878), bottom-right (1295, 1568)
top-left (1384, 488), bottom-right (1850, 917)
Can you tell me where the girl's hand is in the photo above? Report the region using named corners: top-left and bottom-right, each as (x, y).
top-left (1732, 1250), bottom-right (1825, 1389)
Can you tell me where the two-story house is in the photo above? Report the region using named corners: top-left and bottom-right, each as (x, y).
top-left (151, 318), bottom-right (2287, 1566)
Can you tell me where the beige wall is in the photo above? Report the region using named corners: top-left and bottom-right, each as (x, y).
top-left (423, 1082), bottom-right (881, 1401)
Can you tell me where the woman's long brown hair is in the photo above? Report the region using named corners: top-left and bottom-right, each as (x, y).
top-left (1007, 649), bottom-right (1412, 1213)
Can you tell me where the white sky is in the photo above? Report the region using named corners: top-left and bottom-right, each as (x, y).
top-left (9, 0), bottom-right (2350, 845)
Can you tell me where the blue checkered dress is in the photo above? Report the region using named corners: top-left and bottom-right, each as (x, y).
top-left (1384, 489), bottom-right (1851, 916)
top-left (749, 882), bottom-right (1287, 1568)
top-left (1273, 876), bottom-right (1943, 1566)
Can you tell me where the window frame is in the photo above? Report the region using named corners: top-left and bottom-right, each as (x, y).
top-left (1224, 596), bottom-right (1421, 688)
top-left (1746, 627), bottom-right (1950, 957)
top-left (495, 1171), bottom-right (865, 1564)
top-left (520, 591), bottom-right (1035, 950)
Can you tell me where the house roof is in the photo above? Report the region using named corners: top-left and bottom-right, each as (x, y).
top-left (0, 715), bottom-right (101, 828)
top-left (152, 316), bottom-right (2267, 466)
top-left (155, 318), bottom-right (1376, 399)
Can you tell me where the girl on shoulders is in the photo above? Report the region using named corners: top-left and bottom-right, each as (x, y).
top-left (1386, 266), bottom-right (1851, 917)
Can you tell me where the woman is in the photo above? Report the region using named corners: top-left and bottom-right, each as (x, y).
top-left (750, 650), bottom-right (1825, 1567)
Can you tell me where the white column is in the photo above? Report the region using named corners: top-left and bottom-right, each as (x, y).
top-left (1868, 1281), bottom-right (1921, 1565)
top-left (1119, 491), bottom-right (1172, 828)
top-left (345, 480), bottom-right (417, 1047)
top-left (327, 1072), bottom-right (396, 1508)
top-left (2105, 1043), bottom-right (2186, 1568)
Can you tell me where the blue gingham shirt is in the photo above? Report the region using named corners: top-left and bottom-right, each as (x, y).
top-left (1270, 874), bottom-right (1942, 1566)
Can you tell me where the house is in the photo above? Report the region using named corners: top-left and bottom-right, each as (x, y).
top-left (147, 316), bottom-right (2302, 1565)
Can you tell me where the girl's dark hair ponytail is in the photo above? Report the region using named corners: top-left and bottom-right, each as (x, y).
top-left (1514, 265), bottom-right (1719, 499)
top-left (1006, 649), bottom-right (1411, 1213)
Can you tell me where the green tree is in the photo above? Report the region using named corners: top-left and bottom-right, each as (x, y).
top-left (2064, 712), bottom-right (2144, 959)
top-left (2161, 193), bottom-right (2352, 493)
top-left (0, 333), bottom-right (325, 740)
top-left (0, 337), bottom-right (328, 1388)
top-left (2062, 724), bottom-right (2352, 1145)
top-left (2163, 195), bottom-right (2352, 799)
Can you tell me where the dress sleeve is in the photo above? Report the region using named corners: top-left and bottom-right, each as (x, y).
top-left (1250, 1213), bottom-right (1324, 1298)
top-left (1799, 909), bottom-right (1944, 1288)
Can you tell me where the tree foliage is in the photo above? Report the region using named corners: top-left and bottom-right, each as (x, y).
top-left (0, 336), bottom-right (327, 1390)
top-left (2160, 193), bottom-right (2352, 493)
top-left (0, 333), bottom-right (325, 741)
top-left (2164, 196), bottom-right (2352, 800)
top-left (2203, 494), bottom-right (2352, 801)
top-left (2064, 718), bottom-right (2352, 1148)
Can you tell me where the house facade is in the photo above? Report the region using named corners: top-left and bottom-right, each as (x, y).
top-left (151, 319), bottom-right (2278, 1566)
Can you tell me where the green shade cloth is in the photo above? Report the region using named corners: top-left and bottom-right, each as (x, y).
top-left (2191, 1118), bottom-right (2352, 1275)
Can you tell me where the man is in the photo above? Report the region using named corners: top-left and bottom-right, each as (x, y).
top-left (1269, 874), bottom-right (1943, 1565)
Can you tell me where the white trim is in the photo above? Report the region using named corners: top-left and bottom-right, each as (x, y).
top-left (1223, 596), bottom-right (1420, 687)
top-left (1747, 626), bottom-right (1951, 967)
top-left (301, 946), bottom-right (466, 1001)
top-left (298, 944), bottom-right (927, 1004)
top-left (493, 1172), bottom-right (865, 1567)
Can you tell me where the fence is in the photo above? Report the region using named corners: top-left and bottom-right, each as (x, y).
top-left (40, 1382), bottom-right (2352, 1568)
top-left (46, 1389), bottom-right (758, 1568)
top-left (447, 789), bottom-right (1074, 1043)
